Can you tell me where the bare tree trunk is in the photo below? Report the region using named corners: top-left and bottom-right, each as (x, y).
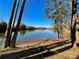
top-left (3, 0), bottom-right (17, 49)
top-left (60, 20), bottom-right (63, 38)
top-left (71, 14), bottom-right (77, 47)
top-left (56, 21), bottom-right (60, 39)
top-left (11, 0), bottom-right (26, 48)
top-left (58, 30), bottom-right (60, 39)
top-left (71, 0), bottom-right (77, 47)
top-left (10, 0), bottom-right (20, 46)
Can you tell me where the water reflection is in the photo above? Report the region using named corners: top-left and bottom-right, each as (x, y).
top-left (19, 30), bottom-right (33, 36)
top-left (19, 30), bottom-right (26, 36)
top-left (17, 30), bottom-right (57, 42)
top-left (0, 33), bottom-right (5, 46)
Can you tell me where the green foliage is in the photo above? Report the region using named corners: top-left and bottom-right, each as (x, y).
top-left (51, 24), bottom-right (57, 32)
top-left (0, 33), bottom-right (5, 39)
top-left (51, 24), bottom-right (63, 33)
top-left (19, 30), bottom-right (26, 36)
top-left (0, 22), bottom-right (7, 33)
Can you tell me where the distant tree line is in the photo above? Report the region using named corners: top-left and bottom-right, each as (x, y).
top-left (0, 22), bottom-right (27, 33)
top-left (0, 22), bottom-right (7, 33)
top-left (0, 22), bottom-right (47, 33)
top-left (0, 21), bottom-right (35, 33)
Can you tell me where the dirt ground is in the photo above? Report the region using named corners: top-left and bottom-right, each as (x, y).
top-left (0, 39), bottom-right (79, 59)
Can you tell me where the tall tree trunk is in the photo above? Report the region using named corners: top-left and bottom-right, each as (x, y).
top-left (71, 0), bottom-right (77, 47)
top-left (10, 0), bottom-right (20, 45)
top-left (3, 0), bottom-right (17, 48)
top-left (56, 21), bottom-right (60, 39)
top-left (55, 20), bottom-right (60, 39)
top-left (11, 0), bottom-right (26, 48)
top-left (58, 30), bottom-right (60, 39)
top-left (60, 20), bottom-right (63, 38)
top-left (71, 14), bottom-right (77, 47)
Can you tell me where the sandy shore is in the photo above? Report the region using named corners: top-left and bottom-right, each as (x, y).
top-left (16, 39), bottom-right (60, 48)
top-left (0, 39), bottom-right (79, 59)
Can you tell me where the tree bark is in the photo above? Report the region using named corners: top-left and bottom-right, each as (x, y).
top-left (10, 0), bottom-right (20, 46)
top-left (71, 0), bottom-right (77, 47)
top-left (11, 0), bottom-right (26, 48)
top-left (56, 21), bottom-right (60, 39)
top-left (58, 30), bottom-right (60, 39)
top-left (3, 0), bottom-right (17, 48)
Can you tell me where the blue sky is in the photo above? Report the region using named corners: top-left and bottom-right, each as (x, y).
top-left (0, 0), bottom-right (53, 27)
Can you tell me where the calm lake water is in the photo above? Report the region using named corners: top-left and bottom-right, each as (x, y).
top-left (0, 30), bottom-right (57, 45)
top-left (17, 30), bottom-right (57, 42)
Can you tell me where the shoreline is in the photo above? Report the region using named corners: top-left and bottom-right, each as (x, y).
top-left (0, 38), bottom-right (63, 49)
top-left (0, 38), bottom-right (79, 59)
top-left (0, 38), bottom-right (59, 49)
top-left (16, 38), bottom-right (59, 48)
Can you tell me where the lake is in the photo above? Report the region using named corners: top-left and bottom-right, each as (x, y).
top-left (0, 30), bottom-right (57, 46)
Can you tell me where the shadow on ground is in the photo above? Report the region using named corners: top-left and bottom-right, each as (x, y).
top-left (0, 40), bottom-right (72, 59)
